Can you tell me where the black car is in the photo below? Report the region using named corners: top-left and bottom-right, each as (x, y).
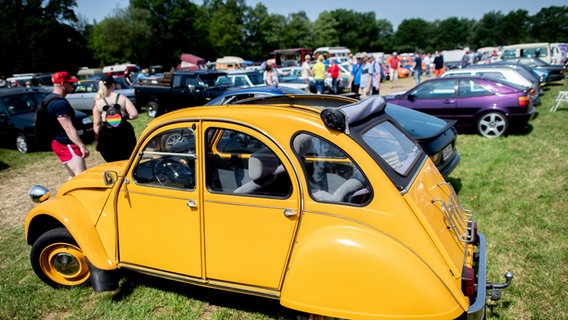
top-left (207, 88), bottom-right (460, 177)
top-left (0, 88), bottom-right (94, 153)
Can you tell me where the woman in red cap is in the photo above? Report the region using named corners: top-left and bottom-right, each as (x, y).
top-left (45, 71), bottom-right (90, 178)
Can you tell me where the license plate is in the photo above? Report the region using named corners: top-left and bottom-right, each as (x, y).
top-left (442, 144), bottom-right (453, 161)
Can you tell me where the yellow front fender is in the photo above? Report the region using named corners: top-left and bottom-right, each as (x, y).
top-left (281, 224), bottom-right (466, 320)
top-left (25, 195), bottom-right (115, 270)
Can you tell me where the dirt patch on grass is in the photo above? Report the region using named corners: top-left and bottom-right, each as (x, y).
top-left (0, 153), bottom-right (105, 229)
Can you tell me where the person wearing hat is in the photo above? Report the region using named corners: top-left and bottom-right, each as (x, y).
top-left (301, 54), bottom-right (312, 84)
top-left (92, 74), bottom-right (139, 162)
top-left (367, 53), bottom-right (381, 96)
top-left (388, 52), bottom-right (401, 88)
top-left (45, 71), bottom-right (89, 178)
top-left (348, 53), bottom-right (364, 95)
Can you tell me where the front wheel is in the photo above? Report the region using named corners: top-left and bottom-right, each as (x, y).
top-left (477, 112), bottom-right (508, 138)
top-left (30, 228), bottom-right (91, 288)
top-left (146, 101), bottom-right (161, 118)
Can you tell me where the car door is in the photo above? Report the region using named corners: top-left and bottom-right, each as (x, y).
top-left (117, 124), bottom-right (202, 278)
top-left (202, 122), bottom-right (300, 290)
top-left (455, 79), bottom-right (494, 126)
top-left (408, 79), bottom-right (457, 119)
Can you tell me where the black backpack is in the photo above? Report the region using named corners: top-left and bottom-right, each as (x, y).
top-left (102, 94), bottom-right (123, 128)
top-left (34, 95), bottom-right (63, 151)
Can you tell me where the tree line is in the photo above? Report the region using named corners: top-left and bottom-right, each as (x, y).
top-left (1, 0), bottom-right (566, 76)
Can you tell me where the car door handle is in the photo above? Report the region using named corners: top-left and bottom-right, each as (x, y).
top-left (283, 208), bottom-right (296, 217)
top-left (186, 199), bottom-right (197, 208)
top-left (443, 99), bottom-right (455, 104)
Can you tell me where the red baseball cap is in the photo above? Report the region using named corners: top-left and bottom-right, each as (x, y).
top-left (51, 71), bottom-right (78, 84)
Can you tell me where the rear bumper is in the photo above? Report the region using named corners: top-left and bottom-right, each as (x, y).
top-left (467, 233), bottom-right (487, 320)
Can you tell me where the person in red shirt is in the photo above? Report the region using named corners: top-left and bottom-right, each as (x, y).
top-left (388, 52), bottom-right (401, 88)
top-left (328, 58), bottom-right (340, 94)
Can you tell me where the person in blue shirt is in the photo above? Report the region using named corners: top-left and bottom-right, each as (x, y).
top-left (348, 53), bottom-right (364, 94)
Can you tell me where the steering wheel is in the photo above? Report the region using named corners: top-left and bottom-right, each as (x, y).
top-left (153, 157), bottom-right (193, 187)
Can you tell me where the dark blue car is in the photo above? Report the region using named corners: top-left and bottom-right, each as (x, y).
top-left (206, 86), bottom-right (460, 177)
top-left (0, 88), bottom-right (93, 153)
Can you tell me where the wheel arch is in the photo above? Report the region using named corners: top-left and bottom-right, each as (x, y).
top-left (280, 225), bottom-right (467, 319)
top-left (25, 199), bottom-right (115, 271)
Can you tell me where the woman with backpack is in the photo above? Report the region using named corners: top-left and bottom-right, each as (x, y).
top-left (92, 74), bottom-right (139, 162)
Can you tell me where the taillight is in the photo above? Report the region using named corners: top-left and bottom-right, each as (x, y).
top-left (530, 88), bottom-right (535, 96)
top-left (462, 266), bottom-right (476, 299)
top-left (518, 95), bottom-right (529, 107)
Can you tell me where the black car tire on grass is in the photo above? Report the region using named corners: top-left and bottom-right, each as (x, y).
top-left (147, 101), bottom-right (161, 118)
top-left (30, 228), bottom-right (91, 288)
top-left (16, 133), bottom-right (30, 153)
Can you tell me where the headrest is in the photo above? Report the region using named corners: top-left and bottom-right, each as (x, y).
top-left (293, 134), bottom-right (313, 157)
top-left (248, 151), bottom-right (279, 180)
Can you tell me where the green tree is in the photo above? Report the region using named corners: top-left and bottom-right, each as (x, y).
top-left (394, 18), bottom-right (433, 53)
top-left (0, 0), bottom-right (86, 75)
top-left (531, 6), bottom-right (568, 42)
top-left (312, 11), bottom-right (339, 48)
top-left (470, 11), bottom-right (505, 48)
top-left (89, 7), bottom-right (153, 67)
top-left (497, 9), bottom-right (531, 44)
top-left (431, 17), bottom-right (474, 50)
top-left (243, 3), bottom-right (281, 61)
top-left (282, 11), bottom-right (314, 49)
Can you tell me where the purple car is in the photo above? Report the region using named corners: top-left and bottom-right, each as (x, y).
top-left (384, 76), bottom-right (536, 138)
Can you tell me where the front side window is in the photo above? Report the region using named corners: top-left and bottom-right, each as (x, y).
top-left (412, 79), bottom-right (455, 99)
top-left (133, 128), bottom-right (196, 190)
top-left (206, 128), bottom-right (291, 198)
top-left (293, 133), bottom-right (371, 205)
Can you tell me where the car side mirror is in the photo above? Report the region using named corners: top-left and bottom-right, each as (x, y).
top-left (407, 94), bottom-right (416, 102)
top-left (103, 171), bottom-right (119, 186)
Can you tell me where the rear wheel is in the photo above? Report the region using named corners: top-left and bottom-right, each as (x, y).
top-left (16, 133), bottom-right (30, 153)
top-left (146, 101), bottom-right (161, 118)
top-left (30, 228), bottom-right (91, 288)
top-left (477, 112), bottom-right (508, 138)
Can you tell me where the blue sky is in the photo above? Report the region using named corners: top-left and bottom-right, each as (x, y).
top-left (76, 0), bottom-right (565, 29)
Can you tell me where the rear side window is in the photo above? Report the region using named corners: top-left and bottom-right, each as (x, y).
top-left (293, 133), bottom-right (371, 205)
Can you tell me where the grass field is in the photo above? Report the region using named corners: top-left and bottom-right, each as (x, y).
top-left (0, 78), bottom-right (566, 319)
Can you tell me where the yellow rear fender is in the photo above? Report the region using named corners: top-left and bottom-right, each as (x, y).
top-left (281, 225), bottom-right (466, 320)
top-left (25, 196), bottom-right (115, 270)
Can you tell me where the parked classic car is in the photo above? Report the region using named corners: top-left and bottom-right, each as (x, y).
top-left (0, 88), bottom-right (93, 153)
top-left (25, 96), bottom-right (512, 319)
top-left (66, 78), bottom-right (136, 113)
top-left (385, 76), bottom-right (536, 138)
top-left (207, 87), bottom-right (460, 177)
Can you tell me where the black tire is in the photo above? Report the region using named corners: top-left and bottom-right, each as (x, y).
top-left (30, 228), bottom-right (91, 288)
top-left (147, 101), bottom-right (161, 118)
top-left (16, 133), bottom-right (30, 153)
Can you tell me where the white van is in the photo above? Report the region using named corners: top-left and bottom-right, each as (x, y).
top-left (313, 47), bottom-right (351, 63)
top-left (500, 43), bottom-right (563, 64)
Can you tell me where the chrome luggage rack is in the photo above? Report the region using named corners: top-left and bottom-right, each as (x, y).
top-left (431, 182), bottom-right (476, 243)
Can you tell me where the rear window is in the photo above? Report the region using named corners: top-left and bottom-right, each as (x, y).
top-left (361, 121), bottom-right (421, 176)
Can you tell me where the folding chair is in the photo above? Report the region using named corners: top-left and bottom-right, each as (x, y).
top-left (551, 91), bottom-right (568, 112)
